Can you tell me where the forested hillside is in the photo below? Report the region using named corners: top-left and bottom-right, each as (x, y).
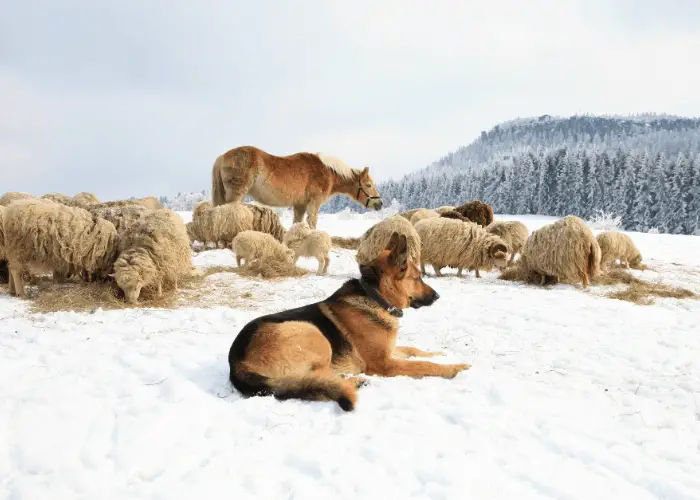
top-left (322, 114), bottom-right (700, 235)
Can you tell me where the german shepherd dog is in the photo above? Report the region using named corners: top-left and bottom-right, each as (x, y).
top-left (228, 232), bottom-right (471, 411)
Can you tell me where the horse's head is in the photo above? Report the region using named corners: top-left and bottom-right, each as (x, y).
top-left (356, 167), bottom-right (383, 211)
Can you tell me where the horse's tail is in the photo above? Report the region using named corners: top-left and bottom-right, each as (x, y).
top-left (212, 156), bottom-right (226, 206)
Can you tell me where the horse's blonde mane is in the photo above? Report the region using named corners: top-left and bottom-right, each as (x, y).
top-left (315, 153), bottom-right (361, 181)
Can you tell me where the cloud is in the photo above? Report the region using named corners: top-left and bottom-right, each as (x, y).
top-left (1, 0), bottom-right (699, 199)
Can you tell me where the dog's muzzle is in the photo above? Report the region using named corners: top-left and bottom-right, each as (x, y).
top-left (410, 290), bottom-right (439, 309)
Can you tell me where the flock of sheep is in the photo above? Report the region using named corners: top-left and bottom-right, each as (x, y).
top-left (0, 189), bottom-right (644, 307)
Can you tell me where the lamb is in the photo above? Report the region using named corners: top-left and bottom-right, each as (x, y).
top-left (3, 199), bottom-right (120, 298)
top-left (232, 230), bottom-right (295, 269)
top-left (596, 231), bottom-right (642, 271)
top-left (355, 215), bottom-right (421, 266)
top-left (113, 208), bottom-right (193, 303)
top-left (72, 192), bottom-right (100, 207)
top-left (453, 200), bottom-right (494, 227)
top-left (0, 191), bottom-right (35, 206)
top-left (41, 192), bottom-right (73, 205)
top-left (409, 208), bottom-right (440, 225)
top-left (486, 220), bottom-right (529, 266)
top-left (414, 217), bottom-right (509, 278)
top-left (190, 201), bottom-right (254, 248)
top-left (283, 222), bottom-right (332, 275)
top-left (518, 215), bottom-right (601, 288)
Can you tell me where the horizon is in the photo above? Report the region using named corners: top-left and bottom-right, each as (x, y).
top-left (3, 1), bottom-right (700, 200)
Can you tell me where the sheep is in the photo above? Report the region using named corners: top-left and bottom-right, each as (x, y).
top-left (232, 230), bottom-right (295, 269)
top-left (87, 203), bottom-right (150, 235)
top-left (518, 215), bottom-right (601, 288)
top-left (414, 217), bottom-right (510, 278)
top-left (0, 191), bottom-right (35, 206)
top-left (3, 199), bottom-right (120, 298)
top-left (409, 208), bottom-right (440, 225)
top-left (596, 231), bottom-right (642, 271)
top-left (245, 203), bottom-right (286, 242)
top-left (113, 208), bottom-right (193, 303)
top-left (453, 200), bottom-right (494, 227)
top-left (72, 192), bottom-right (100, 207)
top-left (355, 215), bottom-right (421, 266)
top-left (398, 208), bottom-right (423, 221)
top-left (41, 192), bottom-right (73, 205)
top-left (190, 201), bottom-right (254, 248)
top-left (486, 220), bottom-right (529, 266)
top-left (283, 222), bottom-right (332, 275)
top-left (435, 205), bottom-right (456, 215)
top-left (440, 210), bottom-right (470, 222)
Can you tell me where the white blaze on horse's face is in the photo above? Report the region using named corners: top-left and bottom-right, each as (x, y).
top-left (358, 167), bottom-right (383, 211)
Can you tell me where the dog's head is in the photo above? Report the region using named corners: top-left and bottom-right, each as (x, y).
top-left (361, 231), bottom-right (439, 310)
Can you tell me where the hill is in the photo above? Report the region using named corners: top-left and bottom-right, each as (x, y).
top-left (322, 114), bottom-right (700, 235)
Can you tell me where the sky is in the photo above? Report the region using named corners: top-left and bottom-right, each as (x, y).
top-left (2, 0), bottom-right (699, 200)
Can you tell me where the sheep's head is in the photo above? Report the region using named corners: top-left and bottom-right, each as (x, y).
top-left (490, 242), bottom-right (510, 269)
top-left (629, 253), bottom-right (643, 268)
top-left (185, 222), bottom-right (198, 243)
top-left (112, 250), bottom-right (155, 304)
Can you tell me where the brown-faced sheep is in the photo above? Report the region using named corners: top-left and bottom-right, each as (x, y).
top-left (355, 215), bottom-right (421, 266)
top-left (486, 220), bottom-right (529, 266)
top-left (245, 203), bottom-right (286, 242)
top-left (72, 192), bottom-right (100, 207)
top-left (435, 205), bottom-right (456, 215)
top-left (596, 231), bottom-right (642, 271)
top-left (190, 201), bottom-right (254, 248)
top-left (518, 215), bottom-right (601, 288)
top-left (414, 217), bottom-right (509, 278)
top-left (113, 209), bottom-right (193, 303)
top-left (283, 222), bottom-right (331, 275)
top-left (41, 193), bottom-right (73, 205)
top-left (409, 208), bottom-right (440, 225)
top-left (232, 230), bottom-right (295, 269)
top-left (0, 191), bottom-right (35, 206)
top-left (3, 199), bottom-right (120, 298)
top-left (453, 200), bottom-right (494, 227)
top-left (440, 210), bottom-right (470, 222)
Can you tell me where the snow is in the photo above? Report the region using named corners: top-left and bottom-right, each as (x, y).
top-left (2, 210), bottom-right (700, 499)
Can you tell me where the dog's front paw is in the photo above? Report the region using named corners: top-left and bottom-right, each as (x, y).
top-left (444, 363), bottom-right (471, 378)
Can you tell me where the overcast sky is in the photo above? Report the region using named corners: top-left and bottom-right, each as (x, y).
top-left (2, 0), bottom-right (699, 200)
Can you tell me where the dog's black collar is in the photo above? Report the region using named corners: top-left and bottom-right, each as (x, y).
top-left (358, 278), bottom-right (403, 318)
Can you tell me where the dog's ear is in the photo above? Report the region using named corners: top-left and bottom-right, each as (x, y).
top-left (388, 233), bottom-right (408, 271)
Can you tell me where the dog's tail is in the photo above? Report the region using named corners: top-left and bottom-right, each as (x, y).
top-left (331, 235), bottom-right (361, 250)
top-left (230, 365), bottom-right (356, 411)
top-left (212, 156), bottom-right (226, 206)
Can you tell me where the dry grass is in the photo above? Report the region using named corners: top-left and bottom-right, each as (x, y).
top-left (331, 236), bottom-right (361, 250)
top-left (499, 265), bottom-right (696, 305)
top-left (232, 258), bottom-right (309, 279)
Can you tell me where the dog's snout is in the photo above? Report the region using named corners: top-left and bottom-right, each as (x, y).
top-left (433, 291), bottom-right (440, 301)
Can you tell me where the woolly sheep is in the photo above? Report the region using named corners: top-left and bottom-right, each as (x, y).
top-left (190, 201), bottom-right (255, 248)
top-left (355, 215), bottom-right (421, 266)
top-left (113, 208), bottom-right (193, 303)
top-left (398, 208), bottom-right (423, 221)
top-left (3, 199), bottom-right (120, 298)
top-left (0, 191), bottom-right (35, 206)
top-left (283, 222), bottom-right (332, 275)
top-left (414, 217), bottom-right (509, 278)
top-left (132, 196), bottom-right (164, 210)
top-left (87, 203), bottom-right (150, 234)
top-left (435, 206), bottom-right (456, 215)
top-left (453, 200), bottom-right (494, 227)
top-left (486, 220), bottom-right (529, 266)
top-left (41, 192), bottom-right (73, 205)
top-left (72, 192), bottom-right (100, 207)
top-left (409, 208), bottom-right (440, 225)
top-left (232, 230), bottom-right (295, 268)
top-left (596, 231), bottom-right (642, 271)
top-left (519, 215), bottom-right (601, 288)
top-left (245, 203), bottom-right (286, 242)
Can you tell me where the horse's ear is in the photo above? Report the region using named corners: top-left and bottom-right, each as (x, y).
top-left (360, 167), bottom-right (369, 177)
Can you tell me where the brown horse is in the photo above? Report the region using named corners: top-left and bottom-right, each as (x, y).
top-left (211, 146), bottom-right (383, 228)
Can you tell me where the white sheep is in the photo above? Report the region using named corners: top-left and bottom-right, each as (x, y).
top-left (232, 230), bottom-right (295, 269)
top-left (283, 222), bottom-right (332, 275)
top-left (596, 231), bottom-right (642, 271)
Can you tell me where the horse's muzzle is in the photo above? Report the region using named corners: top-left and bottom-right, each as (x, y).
top-left (372, 199), bottom-right (383, 210)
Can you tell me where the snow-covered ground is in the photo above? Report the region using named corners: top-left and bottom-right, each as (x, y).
top-left (2, 210), bottom-right (700, 500)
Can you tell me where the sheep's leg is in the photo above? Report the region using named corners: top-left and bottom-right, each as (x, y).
top-left (475, 268), bottom-right (481, 278)
top-left (457, 267), bottom-right (463, 277)
top-left (236, 256), bottom-right (243, 267)
top-left (539, 273), bottom-right (546, 286)
top-left (9, 265), bottom-right (26, 298)
top-left (293, 204), bottom-right (307, 224)
top-left (322, 254), bottom-right (330, 275)
top-left (8, 268), bottom-right (15, 295)
top-left (623, 260), bottom-right (630, 269)
top-left (157, 281), bottom-right (163, 297)
top-left (433, 265), bottom-right (443, 277)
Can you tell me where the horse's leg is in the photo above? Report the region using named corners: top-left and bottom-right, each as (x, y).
top-left (293, 204), bottom-right (307, 224)
top-left (305, 200), bottom-right (322, 229)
